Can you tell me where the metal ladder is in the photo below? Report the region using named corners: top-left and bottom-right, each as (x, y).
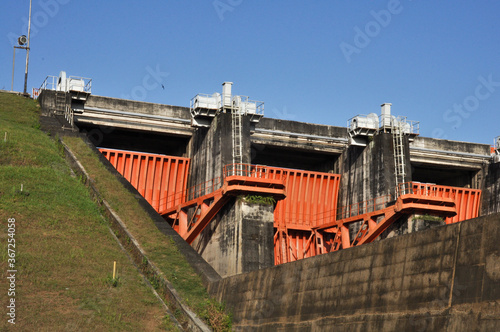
top-left (231, 105), bottom-right (243, 175)
top-left (55, 92), bottom-right (66, 116)
top-left (64, 104), bottom-right (74, 129)
top-left (392, 120), bottom-right (406, 196)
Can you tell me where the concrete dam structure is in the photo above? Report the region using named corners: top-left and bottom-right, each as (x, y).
top-left (38, 76), bottom-right (500, 330)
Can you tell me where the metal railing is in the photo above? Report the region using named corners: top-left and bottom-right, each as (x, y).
top-left (347, 114), bottom-right (419, 136)
top-left (223, 163), bottom-right (279, 178)
top-left (64, 105), bottom-right (74, 128)
top-left (82, 77), bottom-right (92, 93)
top-left (190, 94), bottom-right (264, 115)
top-left (157, 163), bottom-right (285, 213)
top-left (39, 75), bottom-right (58, 91)
top-left (152, 176), bottom-right (222, 213)
top-left (336, 195), bottom-right (394, 220)
top-left (190, 93), bottom-right (221, 111)
top-left (185, 177), bottom-right (223, 202)
top-left (390, 115), bottom-right (419, 135)
top-left (335, 181), bottom-right (456, 221)
top-left (38, 75), bottom-right (92, 93)
top-left (234, 95), bottom-right (264, 116)
top-left (397, 182), bottom-right (456, 199)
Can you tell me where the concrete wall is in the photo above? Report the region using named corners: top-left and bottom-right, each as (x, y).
top-left (209, 213), bottom-right (500, 331)
top-left (188, 112), bottom-right (274, 277)
top-left (194, 200), bottom-right (275, 277)
top-left (256, 117), bottom-right (347, 138)
top-left (411, 136), bottom-right (490, 155)
top-left (38, 89), bottom-right (70, 116)
top-left (251, 118), bottom-right (347, 169)
top-left (187, 112), bottom-right (248, 189)
top-left (483, 162), bottom-right (500, 215)
top-left (409, 136), bottom-right (490, 190)
top-left (85, 95), bottom-right (191, 119)
top-left (250, 145), bottom-right (339, 173)
top-left (339, 133), bottom-right (410, 208)
top-left (38, 89), bottom-right (57, 115)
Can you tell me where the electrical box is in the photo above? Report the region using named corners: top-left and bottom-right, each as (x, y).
top-left (349, 113), bottom-right (379, 131)
top-left (193, 93), bottom-right (221, 110)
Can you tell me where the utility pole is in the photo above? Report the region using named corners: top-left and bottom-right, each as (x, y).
top-left (23, 0), bottom-right (32, 95)
top-left (11, 47), bottom-right (16, 91)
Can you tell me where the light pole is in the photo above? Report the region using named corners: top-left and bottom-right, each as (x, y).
top-left (11, 36), bottom-right (28, 92)
top-left (11, 46), bottom-right (16, 91)
top-left (23, 0), bottom-right (32, 95)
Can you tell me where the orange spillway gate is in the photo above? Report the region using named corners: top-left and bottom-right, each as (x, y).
top-left (313, 182), bottom-right (481, 256)
top-left (268, 168), bottom-right (341, 265)
top-left (99, 148), bottom-right (190, 211)
top-left (99, 148), bottom-right (482, 266)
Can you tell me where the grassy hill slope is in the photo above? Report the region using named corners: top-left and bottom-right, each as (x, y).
top-left (0, 92), bottom-right (176, 331)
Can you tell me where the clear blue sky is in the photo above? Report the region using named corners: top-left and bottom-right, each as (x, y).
top-left (2, 1), bottom-right (499, 145)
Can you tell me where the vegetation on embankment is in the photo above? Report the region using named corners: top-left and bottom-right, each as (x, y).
top-left (0, 92), bottom-right (179, 331)
top-left (63, 132), bottom-right (232, 332)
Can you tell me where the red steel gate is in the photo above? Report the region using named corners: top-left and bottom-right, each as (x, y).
top-left (99, 148), bottom-right (190, 212)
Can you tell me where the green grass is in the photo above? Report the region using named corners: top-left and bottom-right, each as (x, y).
top-left (0, 92), bottom-right (178, 331)
top-left (63, 136), bottom-right (232, 331)
top-left (242, 194), bottom-right (276, 205)
top-left (411, 214), bottom-right (445, 222)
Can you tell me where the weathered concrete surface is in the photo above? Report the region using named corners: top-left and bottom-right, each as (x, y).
top-left (81, 95), bottom-right (193, 137)
top-left (188, 112), bottom-right (243, 190)
top-left (381, 215), bottom-right (446, 240)
top-left (39, 90), bottom-right (195, 137)
top-left (410, 136), bottom-right (490, 169)
top-left (252, 118), bottom-right (348, 156)
top-left (250, 144), bottom-right (340, 173)
top-left (250, 117), bottom-right (346, 172)
top-left (257, 117), bottom-right (347, 138)
top-left (482, 162), bottom-right (500, 215)
top-left (194, 200), bottom-right (275, 277)
top-left (38, 89), bottom-right (56, 115)
top-left (410, 136), bottom-right (490, 190)
top-left (339, 133), bottom-right (410, 208)
top-left (85, 95), bottom-right (191, 119)
top-left (38, 89), bottom-right (71, 116)
top-left (411, 136), bottom-right (490, 155)
top-left (209, 213), bottom-right (500, 331)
